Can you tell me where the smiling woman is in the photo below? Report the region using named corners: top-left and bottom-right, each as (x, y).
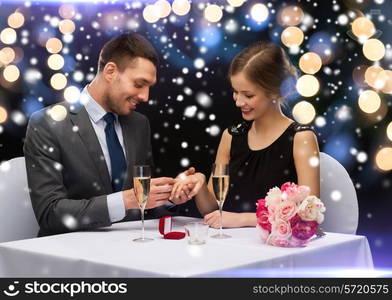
top-left (171, 41), bottom-right (320, 230)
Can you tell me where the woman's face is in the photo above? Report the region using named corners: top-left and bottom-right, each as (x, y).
top-left (230, 71), bottom-right (276, 121)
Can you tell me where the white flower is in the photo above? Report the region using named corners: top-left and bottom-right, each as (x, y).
top-left (297, 195), bottom-right (326, 223)
top-left (265, 187), bottom-right (282, 209)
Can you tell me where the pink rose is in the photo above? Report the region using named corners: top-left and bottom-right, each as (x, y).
top-left (290, 214), bottom-right (301, 227)
top-left (273, 239), bottom-right (290, 247)
top-left (256, 199), bottom-right (267, 212)
top-left (257, 211), bottom-right (272, 232)
top-left (277, 200), bottom-right (297, 221)
top-left (281, 182), bottom-right (296, 192)
top-left (291, 220), bottom-right (318, 240)
top-left (267, 235), bottom-right (290, 247)
top-left (281, 183), bottom-right (310, 204)
top-left (256, 224), bottom-right (270, 243)
top-left (272, 219), bottom-right (291, 239)
top-left (256, 199), bottom-right (272, 231)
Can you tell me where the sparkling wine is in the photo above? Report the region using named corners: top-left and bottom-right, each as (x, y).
top-left (212, 175), bottom-right (229, 206)
top-left (133, 176), bottom-right (150, 210)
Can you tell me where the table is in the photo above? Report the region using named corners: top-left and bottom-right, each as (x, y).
top-left (0, 217), bottom-right (373, 277)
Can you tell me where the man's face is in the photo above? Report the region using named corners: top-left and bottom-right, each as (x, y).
top-left (105, 57), bottom-right (157, 115)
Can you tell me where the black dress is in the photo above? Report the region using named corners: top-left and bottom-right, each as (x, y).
top-left (223, 121), bottom-right (314, 213)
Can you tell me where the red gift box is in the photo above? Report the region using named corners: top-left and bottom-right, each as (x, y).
top-left (159, 216), bottom-right (185, 240)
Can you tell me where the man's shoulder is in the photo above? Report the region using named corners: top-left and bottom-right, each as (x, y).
top-left (30, 102), bottom-right (70, 120)
top-left (28, 102), bottom-right (76, 133)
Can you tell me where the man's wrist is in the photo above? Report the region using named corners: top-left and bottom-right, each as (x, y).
top-left (123, 188), bottom-right (137, 210)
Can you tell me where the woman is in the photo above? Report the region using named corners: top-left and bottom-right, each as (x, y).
top-left (171, 41), bottom-right (320, 228)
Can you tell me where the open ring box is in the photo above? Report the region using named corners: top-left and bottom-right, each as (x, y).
top-left (159, 216), bottom-right (186, 240)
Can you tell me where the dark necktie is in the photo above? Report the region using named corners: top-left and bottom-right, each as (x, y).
top-left (103, 113), bottom-right (127, 192)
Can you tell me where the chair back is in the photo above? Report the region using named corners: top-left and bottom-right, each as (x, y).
top-left (320, 152), bottom-right (359, 234)
top-left (0, 157), bottom-right (39, 243)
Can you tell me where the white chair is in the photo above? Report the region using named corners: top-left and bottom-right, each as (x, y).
top-left (320, 152), bottom-right (359, 234)
top-left (0, 157), bottom-right (39, 243)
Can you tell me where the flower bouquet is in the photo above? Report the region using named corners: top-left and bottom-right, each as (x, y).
top-left (256, 182), bottom-right (326, 247)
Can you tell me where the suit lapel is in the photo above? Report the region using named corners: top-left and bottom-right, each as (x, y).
top-left (69, 104), bottom-right (113, 194)
top-left (119, 116), bottom-right (135, 190)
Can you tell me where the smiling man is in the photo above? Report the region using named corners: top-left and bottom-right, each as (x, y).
top-left (23, 33), bottom-right (190, 236)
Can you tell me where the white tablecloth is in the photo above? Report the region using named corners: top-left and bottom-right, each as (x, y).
top-left (0, 217), bottom-right (373, 277)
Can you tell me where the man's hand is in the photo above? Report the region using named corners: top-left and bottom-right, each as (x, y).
top-left (149, 177), bottom-right (175, 204)
top-left (123, 177), bottom-right (175, 210)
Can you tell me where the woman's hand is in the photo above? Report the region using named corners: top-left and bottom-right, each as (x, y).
top-left (204, 210), bottom-right (251, 228)
top-left (170, 172), bottom-right (206, 202)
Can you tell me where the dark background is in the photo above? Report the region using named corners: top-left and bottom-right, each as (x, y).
top-left (0, 0), bottom-right (391, 270)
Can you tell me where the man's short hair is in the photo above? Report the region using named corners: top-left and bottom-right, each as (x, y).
top-left (98, 33), bottom-right (159, 73)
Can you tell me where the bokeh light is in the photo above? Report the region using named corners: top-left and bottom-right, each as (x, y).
top-left (351, 17), bottom-right (375, 42)
top-left (281, 26), bottom-right (304, 48)
top-left (50, 73), bottom-right (67, 90)
top-left (0, 47), bottom-right (16, 65)
top-left (204, 5), bottom-right (223, 23)
top-left (375, 147), bottom-right (392, 171)
top-left (49, 104), bottom-right (67, 122)
top-left (374, 70), bottom-right (390, 90)
top-left (59, 19), bottom-right (76, 35)
top-left (380, 70), bottom-right (392, 94)
top-left (8, 12), bottom-right (25, 29)
top-left (143, 4), bottom-right (161, 23)
top-left (3, 65), bottom-right (20, 82)
top-left (250, 3), bottom-right (269, 23)
top-left (358, 90), bottom-right (381, 114)
top-left (59, 4), bottom-right (77, 19)
top-left (46, 38), bottom-right (63, 54)
top-left (227, 0), bottom-right (245, 7)
top-left (292, 101), bottom-right (316, 124)
top-left (362, 39), bottom-right (385, 61)
top-left (64, 86), bottom-right (81, 104)
top-left (296, 75), bottom-right (320, 97)
top-left (0, 107), bottom-right (8, 124)
top-left (387, 122), bottom-right (392, 142)
top-left (0, 28), bottom-right (17, 45)
top-left (364, 65), bottom-right (383, 88)
top-left (47, 54), bottom-right (65, 70)
top-left (156, 0), bottom-right (171, 19)
top-left (277, 5), bottom-right (304, 26)
top-left (172, 0), bottom-right (191, 16)
top-left (299, 52), bottom-right (322, 74)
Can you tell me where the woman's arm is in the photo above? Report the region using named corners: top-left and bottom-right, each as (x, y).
top-left (194, 129), bottom-right (232, 216)
top-left (293, 130), bottom-right (320, 197)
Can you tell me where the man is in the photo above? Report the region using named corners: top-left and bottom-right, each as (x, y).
top-left (24, 33), bottom-right (192, 236)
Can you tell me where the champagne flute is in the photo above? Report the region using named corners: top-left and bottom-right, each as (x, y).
top-left (132, 165), bottom-right (153, 242)
top-left (211, 163), bottom-right (231, 239)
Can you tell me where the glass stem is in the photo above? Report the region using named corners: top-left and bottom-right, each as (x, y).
top-left (219, 204), bottom-right (223, 237)
top-left (141, 209), bottom-right (145, 240)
